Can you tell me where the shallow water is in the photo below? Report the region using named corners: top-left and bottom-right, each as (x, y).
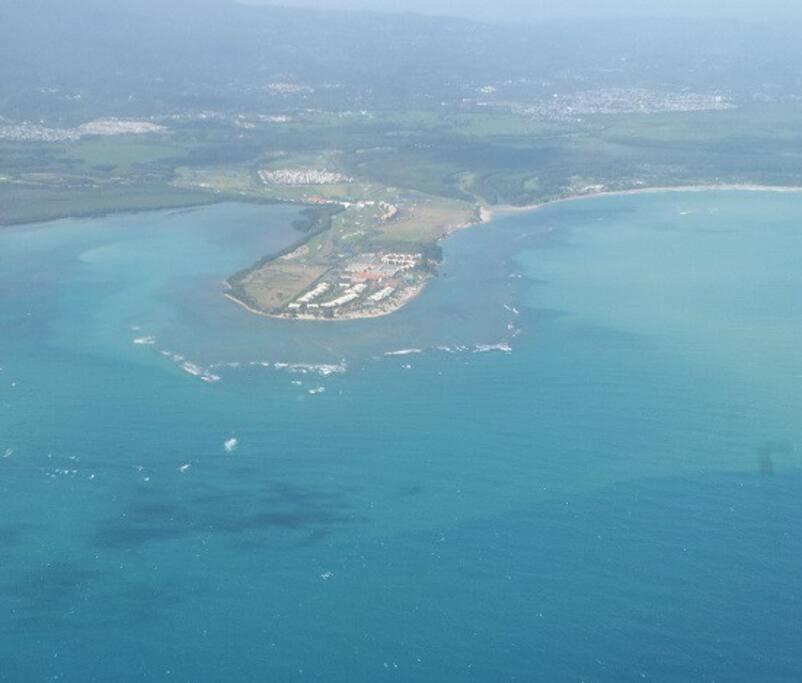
top-left (1, 192), bottom-right (800, 681)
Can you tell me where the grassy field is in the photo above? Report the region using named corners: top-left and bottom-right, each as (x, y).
top-left (233, 262), bottom-right (329, 311)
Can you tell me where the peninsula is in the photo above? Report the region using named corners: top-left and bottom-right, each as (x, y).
top-left (217, 179), bottom-right (802, 321)
top-left (176, 163), bottom-right (478, 320)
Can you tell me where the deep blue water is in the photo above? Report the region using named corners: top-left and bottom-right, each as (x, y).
top-left (1, 193), bottom-right (801, 681)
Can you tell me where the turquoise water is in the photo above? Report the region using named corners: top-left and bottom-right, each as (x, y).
top-left (1, 192), bottom-right (801, 681)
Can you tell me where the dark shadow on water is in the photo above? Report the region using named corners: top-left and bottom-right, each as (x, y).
top-left (757, 440), bottom-right (794, 475)
top-left (90, 480), bottom-right (362, 550)
top-left (5, 571), bottom-right (214, 634)
top-left (2, 561), bottom-right (100, 611)
top-left (93, 525), bottom-right (189, 549)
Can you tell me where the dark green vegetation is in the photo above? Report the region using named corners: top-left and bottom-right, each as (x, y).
top-left (0, 181), bottom-right (217, 227)
top-left (292, 205), bottom-right (346, 235)
top-left (6, 103), bottom-right (802, 227)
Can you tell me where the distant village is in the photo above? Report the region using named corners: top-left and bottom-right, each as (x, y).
top-left (515, 88), bottom-right (736, 121)
top-left (0, 118), bottom-right (165, 142)
top-left (258, 168), bottom-right (354, 186)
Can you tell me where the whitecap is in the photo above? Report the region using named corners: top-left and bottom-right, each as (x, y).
top-left (474, 343), bottom-right (512, 353)
top-left (180, 362), bottom-right (203, 377)
top-left (289, 362), bottom-right (347, 376)
top-left (133, 336), bottom-right (156, 345)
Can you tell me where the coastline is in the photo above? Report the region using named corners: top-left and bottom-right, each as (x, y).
top-left (225, 182), bottom-right (802, 322)
top-left (0, 194), bottom-right (223, 230)
top-left (223, 202), bottom-right (480, 323)
top-left (481, 183), bottom-right (802, 222)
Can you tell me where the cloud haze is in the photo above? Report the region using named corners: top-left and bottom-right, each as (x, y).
top-left (240, 0), bottom-right (802, 24)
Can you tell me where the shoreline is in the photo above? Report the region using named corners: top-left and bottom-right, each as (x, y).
top-left (481, 183), bottom-right (802, 221)
top-left (0, 195), bottom-right (224, 231)
top-left (224, 281), bottom-right (427, 322)
top-left (226, 182), bottom-right (802, 322)
top-left (223, 201), bottom-right (477, 323)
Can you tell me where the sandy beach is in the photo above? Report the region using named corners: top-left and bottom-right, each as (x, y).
top-left (480, 183), bottom-right (802, 222)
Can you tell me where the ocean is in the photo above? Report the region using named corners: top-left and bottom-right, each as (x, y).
top-left (0, 191), bottom-right (800, 681)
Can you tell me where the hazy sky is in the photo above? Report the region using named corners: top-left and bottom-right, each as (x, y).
top-left (242, 0), bottom-right (801, 24)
